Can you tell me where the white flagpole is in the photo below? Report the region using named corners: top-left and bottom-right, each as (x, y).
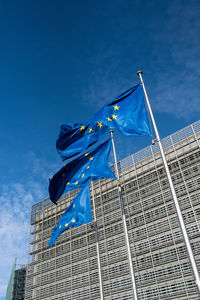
top-left (91, 181), bottom-right (104, 300)
top-left (110, 130), bottom-right (138, 300)
top-left (137, 70), bottom-right (200, 293)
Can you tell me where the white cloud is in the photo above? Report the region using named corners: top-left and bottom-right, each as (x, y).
top-left (0, 148), bottom-right (61, 298)
top-left (150, 1), bottom-right (200, 119)
top-left (24, 151), bottom-right (62, 184)
top-left (81, 0), bottom-right (200, 121)
top-left (0, 182), bottom-right (37, 297)
top-left (0, 150), bottom-right (55, 298)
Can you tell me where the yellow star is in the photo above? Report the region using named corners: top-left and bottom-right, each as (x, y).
top-left (72, 219), bottom-right (75, 223)
top-left (73, 204), bottom-right (75, 208)
top-left (65, 223), bottom-right (68, 227)
top-left (66, 182), bottom-right (70, 186)
top-left (81, 173), bottom-right (85, 178)
top-left (80, 126), bottom-right (85, 131)
top-left (64, 164), bottom-right (67, 167)
top-left (89, 128), bottom-right (94, 133)
top-left (62, 173), bottom-right (65, 177)
top-left (112, 114), bottom-right (117, 120)
top-left (97, 121), bottom-right (103, 128)
top-left (86, 165), bottom-right (90, 169)
top-left (106, 117), bottom-right (112, 121)
top-left (113, 105), bottom-right (119, 110)
top-left (89, 156), bottom-right (93, 161)
top-left (59, 225), bottom-right (61, 229)
top-left (85, 153), bottom-right (89, 156)
top-left (75, 180), bottom-right (78, 185)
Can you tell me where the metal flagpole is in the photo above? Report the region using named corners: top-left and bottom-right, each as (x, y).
top-left (110, 130), bottom-right (138, 300)
top-left (91, 181), bottom-right (104, 300)
top-left (137, 70), bottom-right (200, 293)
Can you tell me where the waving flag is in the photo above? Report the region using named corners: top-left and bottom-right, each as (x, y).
top-left (56, 122), bottom-right (107, 160)
top-left (49, 139), bottom-right (115, 204)
top-left (89, 84), bottom-right (150, 136)
top-left (56, 84), bottom-right (150, 161)
top-left (49, 184), bottom-right (92, 247)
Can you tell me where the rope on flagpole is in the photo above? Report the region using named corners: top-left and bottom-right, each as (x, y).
top-left (137, 70), bottom-right (200, 294)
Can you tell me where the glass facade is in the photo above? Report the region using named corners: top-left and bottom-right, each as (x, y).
top-left (25, 121), bottom-right (200, 300)
top-left (6, 263), bottom-right (26, 300)
top-left (12, 266), bottom-right (26, 300)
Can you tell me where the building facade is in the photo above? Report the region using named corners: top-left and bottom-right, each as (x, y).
top-left (6, 262), bottom-right (26, 300)
top-left (25, 121), bottom-right (200, 300)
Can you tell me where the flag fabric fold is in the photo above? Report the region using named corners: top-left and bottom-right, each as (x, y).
top-left (56, 84), bottom-right (150, 160)
top-left (49, 139), bottom-right (115, 204)
top-left (48, 183), bottom-right (92, 247)
top-left (56, 121), bottom-right (108, 160)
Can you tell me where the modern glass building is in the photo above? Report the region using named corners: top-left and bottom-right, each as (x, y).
top-left (25, 120), bottom-right (200, 300)
top-left (6, 261), bottom-right (26, 300)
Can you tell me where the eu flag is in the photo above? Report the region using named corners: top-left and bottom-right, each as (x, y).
top-left (48, 183), bottom-right (92, 247)
top-left (49, 139), bottom-right (115, 204)
top-left (56, 122), bottom-right (108, 160)
top-left (89, 84), bottom-right (150, 136)
top-left (56, 84), bottom-right (150, 161)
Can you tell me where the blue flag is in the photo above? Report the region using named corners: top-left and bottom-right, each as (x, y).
top-left (48, 183), bottom-right (92, 247)
top-left (49, 139), bottom-right (115, 204)
top-left (56, 84), bottom-right (150, 160)
top-left (56, 122), bottom-right (108, 160)
top-left (90, 84), bottom-right (150, 136)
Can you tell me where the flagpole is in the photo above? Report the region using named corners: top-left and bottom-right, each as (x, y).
top-left (137, 70), bottom-right (200, 293)
top-left (110, 130), bottom-right (138, 300)
top-left (91, 181), bottom-right (104, 300)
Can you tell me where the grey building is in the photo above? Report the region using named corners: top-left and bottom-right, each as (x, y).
top-left (25, 120), bottom-right (200, 300)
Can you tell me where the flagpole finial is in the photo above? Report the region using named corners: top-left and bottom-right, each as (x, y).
top-left (137, 70), bottom-right (143, 76)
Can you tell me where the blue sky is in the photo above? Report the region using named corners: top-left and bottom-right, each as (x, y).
top-left (0, 0), bottom-right (200, 298)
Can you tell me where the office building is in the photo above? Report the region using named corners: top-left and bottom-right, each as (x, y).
top-left (25, 120), bottom-right (200, 300)
top-left (6, 262), bottom-right (26, 300)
